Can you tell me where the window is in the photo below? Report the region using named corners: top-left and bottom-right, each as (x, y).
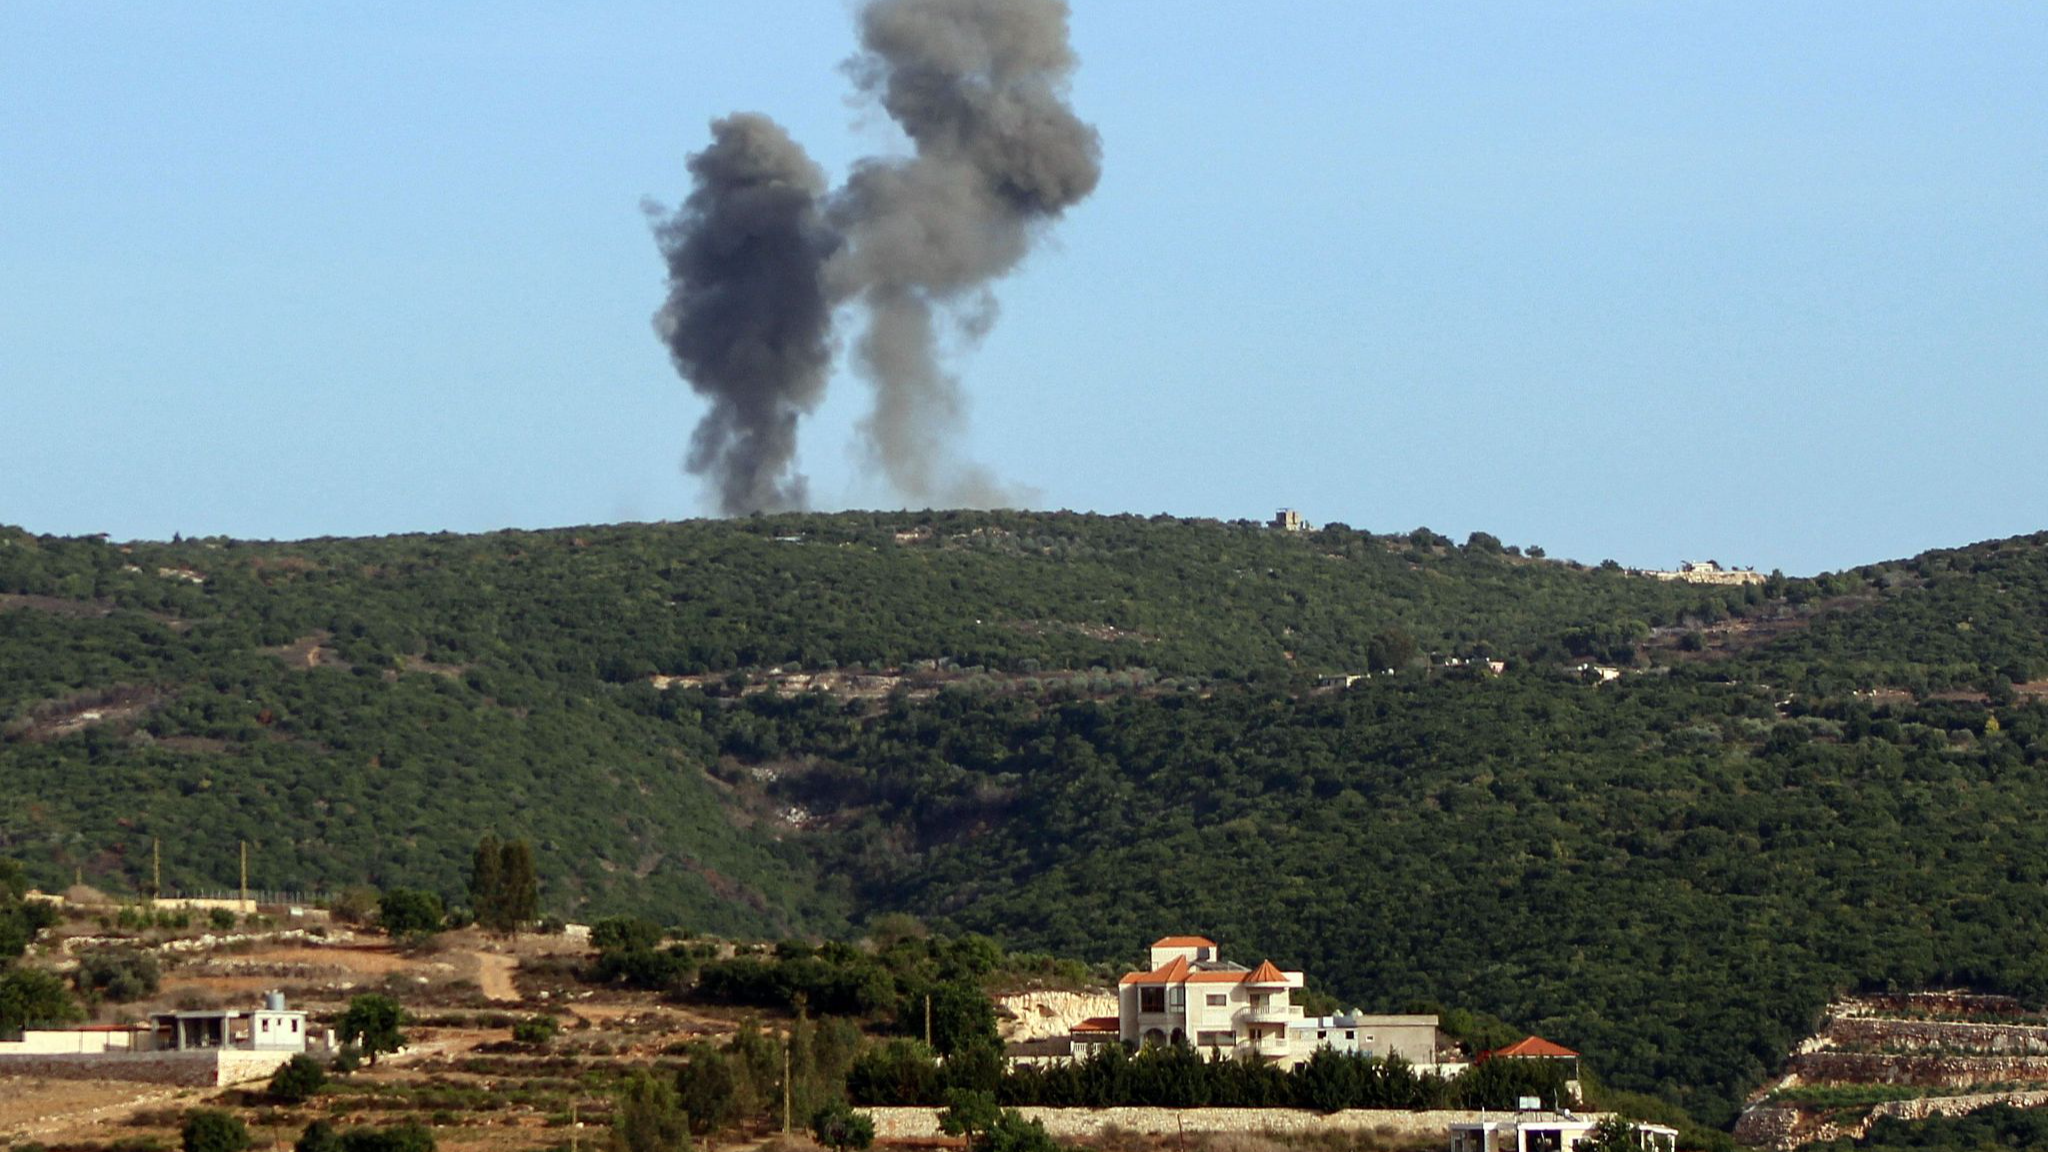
top-left (1346, 1031), bottom-right (1356, 1040)
top-left (1206, 994), bottom-right (1227, 1007)
top-left (1318, 1030), bottom-right (1327, 1039)
top-left (1140, 987), bottom-right (1166, 1013)
top-left (291, 1020), bottom-right (300, 1033)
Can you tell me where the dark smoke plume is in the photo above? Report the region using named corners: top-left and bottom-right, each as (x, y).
top-left (651, 114), bottom-right (839, 516)
top-left (653, 0), bottom-right (1099, 514)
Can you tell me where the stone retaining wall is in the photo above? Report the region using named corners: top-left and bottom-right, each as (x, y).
top-left (1825, 1018), bottom-right (2048, 1056)
top-left (1790, 1051), bottom-right (2048, 1088)
top-left (1736, 1088), bottom-right (2048, 1150)
top-left (861, 1107), bottom-right (1601, 1141)
top-left (0, 1049), bottom-right (297, 1087)
top-left (1870, 1089), bottom-right (2048, 1125)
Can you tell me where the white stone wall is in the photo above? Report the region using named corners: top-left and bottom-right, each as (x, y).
top-left (861, 1107), bottom-right (1609, 1141)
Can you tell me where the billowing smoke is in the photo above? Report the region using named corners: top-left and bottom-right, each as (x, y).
top-left (651, 115), bottom-right (838, 516)
top-left (652, 0), bottom-right (1099, 515)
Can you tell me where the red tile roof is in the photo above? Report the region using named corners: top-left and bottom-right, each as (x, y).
top-left (1120, 955), bottom-right (1193, 985)
top-left (1071, 1016), bottom-right (1121, 1034)
top-left (1246, 960), bottom-right (1289, 984)
top-left (1486, 1036), bottom-right (1580, 1059)
top-left (1122, 958), bottom-right (1301, 986)
top-left (1152, 936), bottom-right (1217, 947)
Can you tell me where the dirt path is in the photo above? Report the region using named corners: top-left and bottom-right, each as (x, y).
top-left (476, 951), bottom-right (520, 1002)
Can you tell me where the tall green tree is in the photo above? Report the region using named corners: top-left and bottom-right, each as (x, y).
top-left (611, 1069), bottom-right (691, 1152)
top-left (937, 1089), bottom-right (1000, 1152)
top-left (0, 966), bottom-right (81, 1034)
top-left (673, 1043), bottom-right (739, 1139)
top-left (470, 834), bottom-right (539, 933)
top-left (337, 993), bottom-right (407, 1065)
top-left (469, 834), bottom-right (504, 928)
top-left (498, 838), bottom-right (539, 926)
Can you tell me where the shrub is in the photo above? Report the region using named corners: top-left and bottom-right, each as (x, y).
top-left (329, 887), bottom-right (380, 926)
top-left (182, 1110), bottom-right (250, 1152)
top-left (512, 1015), bottom-right (559, 1045)
top-left (590, 917), bottom-right (664, 953)
top-left (75, 947), bottom-right (161, 1003)
top-left (295, 1122), bottom-right (341, 1152)
top-left (376, 890), bottom-right (443, 937)
top-left (811, 1102), bottom-right (876, 1152)
top-left (338, 1122), bottom-right (435, 1152)
top-left (269, 1053), bottom-right (328, 1104)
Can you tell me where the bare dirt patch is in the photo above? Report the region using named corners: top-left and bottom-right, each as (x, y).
top-left (270, 631), bottom-right (351, 672)
top-left (474, 952), bottom-right (520, 1002)
top-left (0, 1077), bottom-right (187, 1143)
top-left (258, 945), bottom-right (416, 974)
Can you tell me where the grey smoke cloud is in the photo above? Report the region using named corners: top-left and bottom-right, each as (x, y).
top-left (652, 0), bottom-right (1099, 515)
top-left (651, 114), bottom-right (838, 516)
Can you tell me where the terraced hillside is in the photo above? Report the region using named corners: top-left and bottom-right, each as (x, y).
top-left (1740, 994), bottom-right (2048, 1148)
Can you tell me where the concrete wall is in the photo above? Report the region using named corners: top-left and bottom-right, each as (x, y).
top-left (0, 1049), bottom-right (297, 1087)
top-left (0, 1030), bottom-right (148, 1055)
top-left (861, 1107), bottom-right (1606, 1141)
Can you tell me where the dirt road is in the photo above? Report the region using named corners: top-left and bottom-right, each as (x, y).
top-left (476, 951), bottom-right (519, 1002)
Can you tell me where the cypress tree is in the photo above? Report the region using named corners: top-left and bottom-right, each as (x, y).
top-left (469, 833), bottom-right (505, 931)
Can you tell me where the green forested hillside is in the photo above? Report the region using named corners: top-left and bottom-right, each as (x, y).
top-left (6, 513), bottom-right (2048, 1125)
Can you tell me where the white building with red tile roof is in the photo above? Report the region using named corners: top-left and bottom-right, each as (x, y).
top-left (1113, 936), bottom-right (1307, 1064)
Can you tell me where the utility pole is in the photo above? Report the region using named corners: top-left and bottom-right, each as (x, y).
top-left (925, 994), bottom-right (933, 1049)
top-left (151, 838), bottom-right (161, 902)
top-left (239, 841), bottom-right (249, 912)
top-left (783, 1038), bottom-right (793, 1133)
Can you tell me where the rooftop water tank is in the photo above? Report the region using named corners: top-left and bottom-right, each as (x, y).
top-left (265, 991), bottom-right (286, 1011)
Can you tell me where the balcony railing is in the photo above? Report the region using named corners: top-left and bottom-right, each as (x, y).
top-left (1241, 1034), bottom-right (1292, 1056)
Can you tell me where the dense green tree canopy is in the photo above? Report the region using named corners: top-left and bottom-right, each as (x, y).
top-left (10, 515), bottom-right (2048, 1125)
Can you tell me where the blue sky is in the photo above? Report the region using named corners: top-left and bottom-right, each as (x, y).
top-left (3, 2), bottom-right (2042, 575)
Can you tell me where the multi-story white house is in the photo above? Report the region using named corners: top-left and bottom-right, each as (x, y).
top-left (1114, 936), bottom-right (1307, 1064)
top-left (1086, 936), bottom-right (1453, 1072)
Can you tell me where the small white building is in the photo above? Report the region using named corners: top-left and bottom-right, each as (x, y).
top-left (152, 996), bottom-right (309, 1053)
top-left (1450, 1117), bottom-right (1677, 1152)
top-left (0, 994), bottom-right (314, 1057)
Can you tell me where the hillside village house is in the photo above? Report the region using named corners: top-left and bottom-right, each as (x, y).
top-left (0, 993), bottom-right (314, 1058)
top-left (1084, 936), bottom-right (1452, 1071)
